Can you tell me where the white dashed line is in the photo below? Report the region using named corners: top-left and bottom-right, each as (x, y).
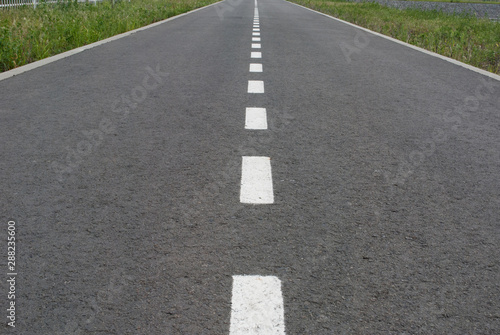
top-left (252, 37), bottom-right (261, 42)
top-left (249, 63), bottom-right (263, 72)
top-left (253, 28), bottom-right (260, 32)
top-left (251, 52), bottom-right (262, 59)
top-left (245, 107), bottom-right (267, 130)
top-left (230, 275), bottom-right (285, 335)
top-left (252, 32), bottom-right (261, 36)
top-left (247, 80), bottom-right (264, 93)
top-left (240, 157), bottom-right (273, 204)
top-left (252, 44), bottom-right (261, 49)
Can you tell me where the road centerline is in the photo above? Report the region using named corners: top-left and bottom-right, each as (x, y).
top-left (245, 107), bottom-right (268, 130)
top-left (240, 156), bottom-right (274, 204)
top-left (230, 275), bottom-right (285, 334)
top-left (249, 63), bottom-right (263, 72)
top-left (247, 80), bottom-right (264, 93)
top-left (250, 51), bottom-right (262, 59)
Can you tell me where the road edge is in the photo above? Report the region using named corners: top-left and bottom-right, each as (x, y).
top-left (0, 0), bottom-right (223, 82)
top-left (286, 0), bottom-right (500, 82)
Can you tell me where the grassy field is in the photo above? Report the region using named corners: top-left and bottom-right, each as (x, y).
top-left (0, 0), bottom-right (218, 72)
top-left (402, 0), bottom-right (500, 3)
top-left (401, 0), bottom-right (500, 3)
top-left (289, 0), bottom-right (500, 74)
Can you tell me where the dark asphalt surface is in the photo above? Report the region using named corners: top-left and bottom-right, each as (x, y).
top-left (1, 0), bottom-right (500, 333)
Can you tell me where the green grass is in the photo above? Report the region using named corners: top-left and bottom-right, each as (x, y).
top-left (401, 0), bottom-right (500, 4)
top-left (0, 0), bottom-right (218, 72)
top-left (290, 0), bottom-right (500, 74)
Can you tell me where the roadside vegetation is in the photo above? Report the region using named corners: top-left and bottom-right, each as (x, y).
top-left (0, 0), bottom-right (218, 72)
top-left (403, 0), bottom-right (500, 3)
top-left (401, 0), bottom-right (500, 3)
top-left (290, 0), bottom-right (500, 74)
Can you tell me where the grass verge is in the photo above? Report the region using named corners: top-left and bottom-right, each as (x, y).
top-left (400, 0), bottom-right (500, 4)
top-left (288, 0), bottom-right (500, 74)
top-left (0, 0), bottom-right (218, 72)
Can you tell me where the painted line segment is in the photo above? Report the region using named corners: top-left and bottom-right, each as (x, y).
top-left (240, 157), bottom-right (274, 204)
top-left (245, 107), bottom-right (268, 129)
top-left (249, 63), bottom-right (263, 72)
top-left (248, 80), bottom-right (264, 93)
top-left (229, 276), bottom-right (285, 334)
top-left (251, 52), bottom-right (262, 59)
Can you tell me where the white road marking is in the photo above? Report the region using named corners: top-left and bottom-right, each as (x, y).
top-left (248, 80), bottom-right (264, 93)
top-left (254, 8), bottom-right (259, 17)
top-left (252, 32), bottom-right (261, 36)
top-left (252, 37), bottom-right (261, 42)
top-left (249, 63), bottom-right (263, 72)
top-left (230, 275), bottom-right (285, 335)
top-left (240, 157), bottom-right (273, 204)
top-left (0, 1), bottom-right (225, 82)
top-left (253, 28), bottom-right (260, 32)
top-left (245, 107), bottom-right (267, 129)
top-left (288, 1), bottom-right (500, 81)
top-left (252, 44), bottom-right (261, 49)
top-left (251, 52), bottom-right (262, 59)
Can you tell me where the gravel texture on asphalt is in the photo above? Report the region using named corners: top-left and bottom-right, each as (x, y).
top-left (1, 0), bottom-right (500, 333)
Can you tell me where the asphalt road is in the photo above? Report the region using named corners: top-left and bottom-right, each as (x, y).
top-left (1, 0), bottom-right (500, 333)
